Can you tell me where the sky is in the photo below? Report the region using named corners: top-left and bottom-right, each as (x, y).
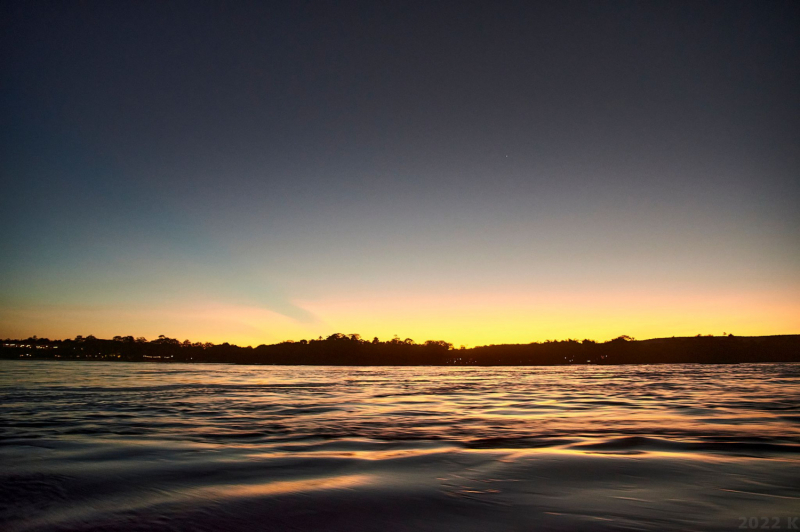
top-left (2, 1), bottom-right (798, 347)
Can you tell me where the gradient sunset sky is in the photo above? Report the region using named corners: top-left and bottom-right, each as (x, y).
top-left (2, 1), bottom-right (798, 347)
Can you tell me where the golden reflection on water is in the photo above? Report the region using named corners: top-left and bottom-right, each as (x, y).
top-left (2, 362), bottom-right (798, 449)
top-left (2, 362), bottom-right (799, 532)
top-left (245, 446), bottom-right (463, 461)
top-left (188, 474), bottom-right (374, 499)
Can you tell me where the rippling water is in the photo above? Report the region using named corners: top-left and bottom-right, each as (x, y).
top-left (2, 361), bottom-right (799, 531)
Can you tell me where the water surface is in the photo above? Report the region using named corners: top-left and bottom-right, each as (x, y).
top-left (2, 362), bottom-right (799, 531)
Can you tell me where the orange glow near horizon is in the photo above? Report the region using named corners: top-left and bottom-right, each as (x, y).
top-left (1, 284), bottom-right (798, 347)
top-left (299, 285), bottom-right (800, 347)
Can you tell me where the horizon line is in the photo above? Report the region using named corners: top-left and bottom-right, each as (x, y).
top-left (4, 332), bottom-right (800, 350)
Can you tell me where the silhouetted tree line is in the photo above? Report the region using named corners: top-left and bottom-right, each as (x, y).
top-left (1, 333), bottom-right (798, 365)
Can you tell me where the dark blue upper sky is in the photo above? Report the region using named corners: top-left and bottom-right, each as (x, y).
top-left (2, 1), bottom-right (798, 344)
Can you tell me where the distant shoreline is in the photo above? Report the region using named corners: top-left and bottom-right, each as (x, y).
top-left (3, 334), bottom-right (799, 366)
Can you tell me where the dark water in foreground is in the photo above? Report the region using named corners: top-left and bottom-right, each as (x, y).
top-left (1, 362), bottom-right (799, 531)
